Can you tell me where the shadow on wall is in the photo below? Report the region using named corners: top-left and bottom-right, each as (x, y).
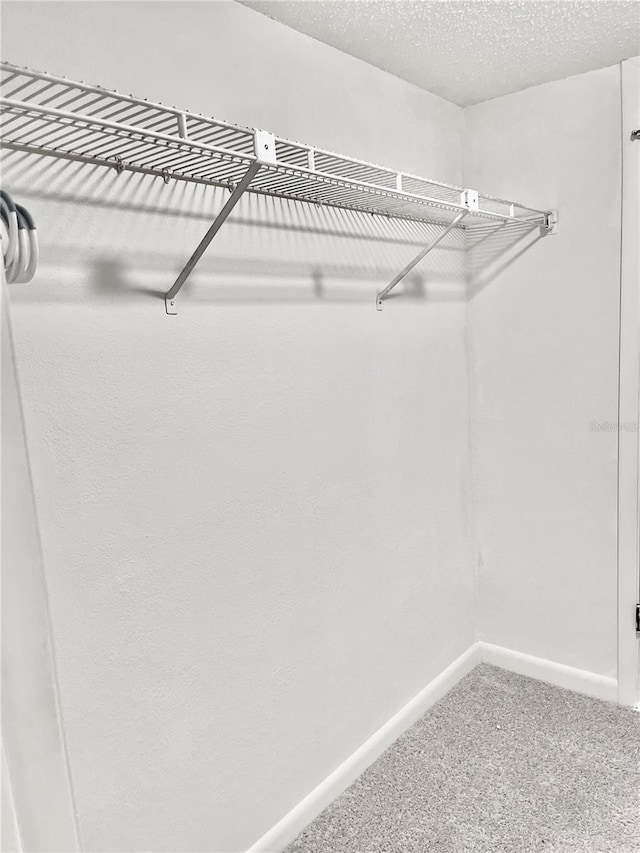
top-left (2, 149), bottom-right (546, 307)
top-left (465, 220), bottom-right (544, 299)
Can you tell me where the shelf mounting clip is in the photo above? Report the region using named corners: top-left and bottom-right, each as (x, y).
top-left (544, 209), bottom-right (558, 235)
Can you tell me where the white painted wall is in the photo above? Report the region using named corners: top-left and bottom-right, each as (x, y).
top-left (464, 66), bottom-right (623, 679)
top-left (618, 56), bottom-right (640, 706)
top-left (1, 3), bottom-right (474, 851)
top-left (2, 742), bottom-right (22, 853)
top-left (1, 277), bottom-right (79, 852)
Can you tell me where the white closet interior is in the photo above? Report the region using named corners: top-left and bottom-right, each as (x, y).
top-left (1, 3), bottom-right (637, 852)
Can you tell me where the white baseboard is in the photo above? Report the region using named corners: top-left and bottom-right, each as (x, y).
top-left (246, 643), bottom-right (481, 853)
top-left (478, 641), bottom-right (618, 703)
top-left (247, 641), bottom-right (619, 852)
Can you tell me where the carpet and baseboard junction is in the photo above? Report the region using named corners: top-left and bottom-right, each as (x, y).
top-left (285, 665), bottom-right (640, 852)
top-left (250, 647), bottom-right (640, 853)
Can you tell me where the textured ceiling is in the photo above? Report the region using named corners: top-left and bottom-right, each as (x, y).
top-left (241, 0), bottom-right (640, 106)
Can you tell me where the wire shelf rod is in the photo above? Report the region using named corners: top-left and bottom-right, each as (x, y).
top-left (0, 98), bottom-right (253, 162)
top-left (0, 60), bottom-right (557, 313)
top-left (0, 65), bottom-right (550, 217)
top-left (0, 67), bottom-right (489, 198)
top-left (0, 101), bottom-right (548, 224)
top-left (1, 63), bottom-right (250, 134)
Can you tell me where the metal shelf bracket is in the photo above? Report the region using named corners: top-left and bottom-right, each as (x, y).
top-left (164, 130), bottom-right (276, 315)
top-left (376, 209), bottom-right (468, 311)
top-left (0, 63), bottom-right (556, 315)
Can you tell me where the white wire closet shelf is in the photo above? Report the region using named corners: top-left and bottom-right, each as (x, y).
top-left (0, 61), bottom-right (557, 313)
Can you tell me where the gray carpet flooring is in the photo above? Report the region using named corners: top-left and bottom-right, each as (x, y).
top-left (286, 664), bottom-right (640, 852)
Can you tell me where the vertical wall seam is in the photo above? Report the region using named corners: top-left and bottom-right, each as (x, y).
top-left (3, 289), bottom-right (83, 851)
top-left (461, 105), bottom-right (482, 645)
top-left (616, 60), bottom-right (623, 695)
top-left (463, 267), bottom-right (482, 643)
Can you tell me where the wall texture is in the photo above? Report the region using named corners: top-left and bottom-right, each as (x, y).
top-left (464, 65), bottom-right (622, 679)
top-left (2, 278), bottom-right (78, 853)
top-left (1, 3), bottom-right (474, 851)
top-left (618, 57), bottom-right (640, 705)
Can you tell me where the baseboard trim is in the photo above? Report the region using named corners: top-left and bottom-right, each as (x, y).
top-left (478, 642), bottom-right (618, 703)
top-left (247, 641), bottom-right (618, 851)
top-left (246, 643), bottom-right (481, 853)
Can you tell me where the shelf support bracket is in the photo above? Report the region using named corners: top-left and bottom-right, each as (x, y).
top-left (164, 160), bottom-right (262, 315)
top-left (376, 210), bottom-right (468, 311)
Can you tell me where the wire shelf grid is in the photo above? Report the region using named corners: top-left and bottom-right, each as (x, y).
top-left (0, 62), bottom-right (550, 230)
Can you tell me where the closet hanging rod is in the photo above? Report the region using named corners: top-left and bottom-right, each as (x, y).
top-left (0, 61), bottom-right (557, 313)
